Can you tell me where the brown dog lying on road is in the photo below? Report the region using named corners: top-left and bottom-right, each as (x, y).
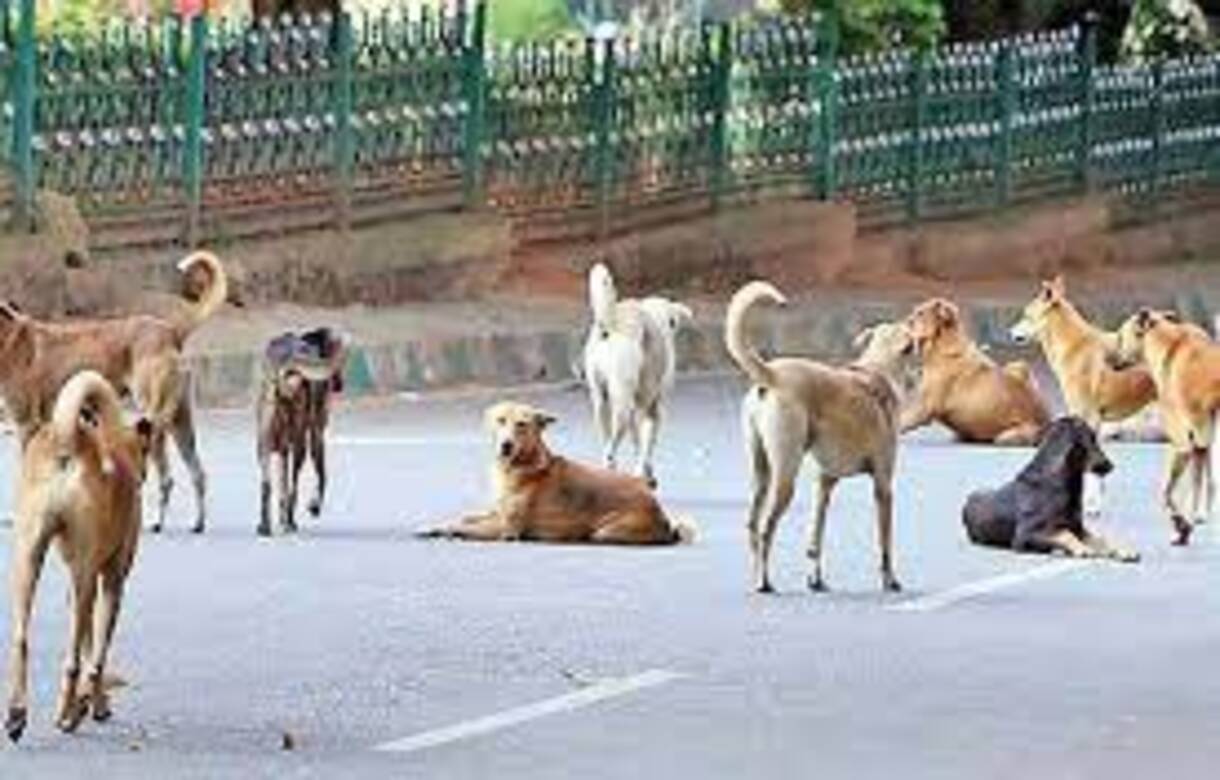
top-left (6, 371), bottom-right (152, 743)
top-left (903, 298), bottom-right (1050, 445)
top-left (416, 401), bottom-right (696, 545)
top-left (0, 250), bottom-right (230, 533)
top-left (257, 327), bottom-right (349, 536)
top-left (1109, 308), bottom-right (1220, 544)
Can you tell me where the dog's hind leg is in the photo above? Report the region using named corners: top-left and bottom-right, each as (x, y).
top-left (86, 563), bottom-right (127, 723)
top-left (742, 404), bottom-right (770, 592)
top-left (55, 565), bottom-right (97, 733)
top-left (636, 402), bottom-right (661, 489)
top-left (873, 476), bottom-right (903, 592)
top-left (806, 474), bottom-right (838, 592)
top-left (147, 428), bottom-right (174, 534)
top-left (170, 390), bottom-right (207, 534)
top-left (5, 532), bottom-right (52, 743)
top-left (1163, 449), bottom-right (1194, 545)
top-left (753, 405), bottom-right (804, 594)
top-left (591, 509), bottom-right (675, 545)
top-left (994, 423), bottom-right (1042, 447)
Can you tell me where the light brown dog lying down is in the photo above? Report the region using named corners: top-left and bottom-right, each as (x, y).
top-left (903, 298), bottom-right (1050, 445)
top-left (1109, 309), bottom-right (1220, 545)
top-left (417, 402), bottom-right (696, 545)
top-left (6, 371), bottom-right (152, 743)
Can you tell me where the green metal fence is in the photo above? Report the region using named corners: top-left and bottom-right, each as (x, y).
top-left (1, 1), bottom-right (1219, 248)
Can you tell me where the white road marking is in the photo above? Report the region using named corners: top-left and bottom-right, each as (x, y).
top-left (374, 669), bottom-right (685, 754)
top-left (888, 559), bottom-right (1092, 613)
top-left (332, 435), bottom-right (478, 447)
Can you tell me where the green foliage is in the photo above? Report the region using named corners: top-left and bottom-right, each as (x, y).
top-left (488, 0), bottom-right (578, 42)
top-left (778, 0), bottom-right (947, 53)
top-left (1122, 0), bottom-right (1214, 61)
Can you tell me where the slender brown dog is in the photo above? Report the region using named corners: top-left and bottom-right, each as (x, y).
top-left (256, 328), bottom-right (349, 536)
top-left (5, 371), bottom-right (152, 743)
top-left (416, 401), bottom-right (696, 545)
top-left (1010, 276), bottom-right (1156, 428)
top-left (726, 282), bottom-right (911, 594)
top-left (0, 250), bottom-right (228, 533)
top-left (903, 298), bottom-right (1050, 445)
top-left (1109, 308), bottom-right (1220, 545)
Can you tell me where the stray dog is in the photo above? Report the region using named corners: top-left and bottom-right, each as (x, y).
top-left (0, 250), bottom-right (230, 533)
top-left (962, 417), bottom-right (1138, 561)
top-left (903, 298), bottom-right (1050, 445)
top-left (6, 371), bottom-right (152, 742)
top-left (1010, 275), bottom-right (1160, 517)
top-left (256, 328), bottom-right (348, 536)
top-left (1108, 308), bottom-right (1220, 545)
top-left (582, 263), bottom-right (693, 487)
top-left (416, 401), bottom-right (696, 545)
top-left (726, 282), bottom-right (911, 593)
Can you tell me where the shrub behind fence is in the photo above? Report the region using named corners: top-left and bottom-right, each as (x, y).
top-left (1, 1), bottom-right (1218, 248)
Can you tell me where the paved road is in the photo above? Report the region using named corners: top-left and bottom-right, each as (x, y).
top-left (1, 378), bottom-right (1218, 778)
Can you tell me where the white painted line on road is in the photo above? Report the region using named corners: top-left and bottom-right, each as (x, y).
top-left (332, 435), bottom-right (478, 447)
top-left (374, 669), bottom-right (685, 754)
top-left (888, 559), bottom-right (1092, 613)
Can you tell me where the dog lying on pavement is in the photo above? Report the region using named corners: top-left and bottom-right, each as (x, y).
top-left (0, 250), bottom-right (230, 534)
top-left (726, 282), bottom-right (913, 594)
top-left (415, 401), bottom-right (696, 545)
top-left (962, 417), bottom-right (1138, 561)
top-left (582, 262), bottom-right (692, 488)
top-left (256, 328), bottom-right (349, 537)
top-left (6, 371), bottom-right (153, 743)
top-left (903, 298), bottom-right (1051, 445)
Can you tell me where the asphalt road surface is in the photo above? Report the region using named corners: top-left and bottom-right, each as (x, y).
top-left (1, 377), bottom-right (1218, 778)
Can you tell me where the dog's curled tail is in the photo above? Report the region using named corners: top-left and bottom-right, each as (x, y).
top-left (589, 263), bottom-right (618, 334)
top-left (175, 250), bottom-right (229, 340)
top-left (670, 514), bottom-right (699, 545)
top-left (725, 281), bottom-right (786, 388)
top-left (52, 370), bottom-right (126, 472)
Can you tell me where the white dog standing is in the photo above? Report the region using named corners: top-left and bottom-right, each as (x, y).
top-left (582, 263), bottom-right (692, 487)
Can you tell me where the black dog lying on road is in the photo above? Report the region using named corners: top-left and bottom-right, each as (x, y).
top-left (962, 417), bottom-right (1139, 562)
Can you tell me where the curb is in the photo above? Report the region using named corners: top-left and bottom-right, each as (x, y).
top-left (184, 290), bottom-right (1208, 409)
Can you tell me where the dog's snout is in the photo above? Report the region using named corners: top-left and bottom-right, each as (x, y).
top-left (499, 440), bottom-right (514, 459)
top-left (1092, 455), bottom-right (1114, 477)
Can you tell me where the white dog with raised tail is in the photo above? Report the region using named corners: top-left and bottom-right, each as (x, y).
top-left (582, 263), bottom-right (693, 488)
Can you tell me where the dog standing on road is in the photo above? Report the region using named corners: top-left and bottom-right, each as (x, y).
top-left (903, 298), bottom-right (1051, 445)
top-left (962, 416), bottom-right (1138, 561)
top-left (1108, 308), bottom-right (1220, 545)
top-left (6, 371), bottom-right (152, 743)
top-left (416, 401), bottom-right (696, 545)
top-left (582, 263), bottom-right (692, 487)
top-left (0, 250), bottom-right (230, 533)
top-left (726, 282), bottom-right (910, 594)
top-left (256, 328), bottom-right (348, 536)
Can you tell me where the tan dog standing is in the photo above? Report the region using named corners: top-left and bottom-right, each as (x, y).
top-left (726, 282), bottom-right (909, 594)
top-left (1109, 309), bottom-right (1220, 544)
top-left (903, 298), bottom-right (1050, 445)
top-left (6, 371), bottom-right (152, 742)
top-left (0, 251), bottom-right (229, 533)
top-left (416, 402), bottom-right (696, 545)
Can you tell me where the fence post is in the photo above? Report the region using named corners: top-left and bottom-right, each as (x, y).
top-left (1150, 57), bottom-right (1165, 200)
top-left (333, 11), bottom-right (354, 230)
top-left (1077, 14), bottom-right (1097, 193)
top-left (907, 49), bottom-right (929, 223)
top-left (709, 22), bottom-right (731, 211)
top-left (461, 0), bottom-right (487, 209)
top-left (813, 11), bottom-right (838, 200)
top-left (995, 39), bottom-right (1015, 208)
top-left (183, 13), bottom-right (207, 247)
top-left (10, 0), bottom-right (36, 231)
top-left (594, 37), bottom-right (615, 239)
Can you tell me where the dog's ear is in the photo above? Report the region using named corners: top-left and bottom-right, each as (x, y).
top-left (1161, 310), bottom-right (1181, 324)
top-left (853, 325), bottom-right (877, 351)
top-left (532, 409), bottom-right (557, 429)
top-left (935, 300), bottom-right (959, 328)
top-left (134, 418), bottom-right (154, 452)
top-left (1135, 308), bottom-right (1155, 331)
top-left (1049, 275), bottom-right (1066, 296)
top-left (669, 302), bottom-right (693, 330)
top-left (0, 300), bottom-right (25, 321)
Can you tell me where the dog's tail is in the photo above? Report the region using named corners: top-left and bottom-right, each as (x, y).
top-left (174, 250), bottom-right (229, 341)
top-left (51, 370), bottom-right (127, 472)
top-left (589, 263), bottom-right (618, 335)
top-left (669, 514), bottom-right (699, 545)
top-left (725, 281), bottom-right (786, 388)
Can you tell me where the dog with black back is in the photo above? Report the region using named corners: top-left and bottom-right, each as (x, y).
top-left (962, 417), bottom-right (1139, 561)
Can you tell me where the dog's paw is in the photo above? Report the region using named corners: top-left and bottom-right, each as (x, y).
top-left (91, 693), bottom-right (112, 723)
top-left (307, 499), bottom-right (322, 517)
top-left (55, 697), bottom-right (88, 734)
top-left (5, 706), bottom-right (27, 743)
top-left (883, 578), bottom-right (904, 593)
top-left (807, 575), bottom-right (829, 593)
top-left (148, 523), bottom-right (163, 534)
top-left (1171, 515), bottom-right (1194, 546)
top-left (754, 581), bottom-right (775, 595)
top-left (256, 524), bottom-right (272, 538)
top-left (190, 523), bottom-right (205, 535)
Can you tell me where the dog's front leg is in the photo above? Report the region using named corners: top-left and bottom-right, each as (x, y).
top-left (1163, 449), bottom-right (1194, 545)
top-left (1081, 531), bottom-right (1140, 563)
top-left (899, 399), bottom-right (935, 434)
top-left (415, 511), bottom-right (512, 541)
top-left (6, 533), bottom-right (52, 743)
top-left (257, 444), bottom-right (274, 537)
top-left (306, 425), bottom-right (327, 518)
top-left (873, 478), bottom-right (902, 592)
